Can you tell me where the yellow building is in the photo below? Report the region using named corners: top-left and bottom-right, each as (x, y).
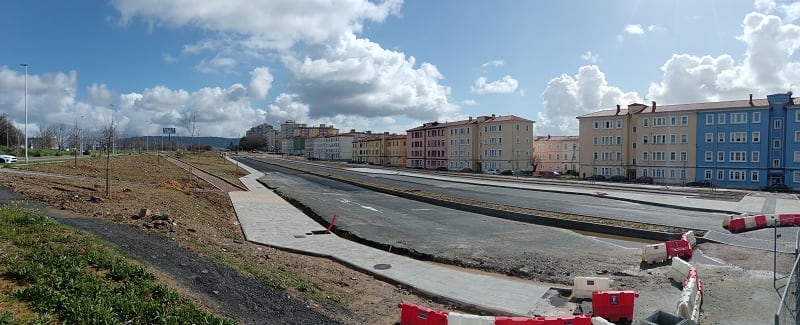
top-left (533, 135), bottom-right (579, 174)
top-left (475, 115), bottom-right (535, 173)
top-left (352, 132), bottom-right (407, 167)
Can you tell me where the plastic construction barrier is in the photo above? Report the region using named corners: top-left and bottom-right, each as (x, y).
top-left (669, 257), bottom-right (692, 283)
top-left (446, 312), bottom-right (495, 325)
top-left (591, 291), bottom-right (639, 323)
top-left (398, 301), bottom-right (448, 325)
top-left (726, 217), bottom-right (747, 233)
top-left (642, 243), bottom-right (668, 264)
top-left (495, 315), bottom-right (591, 325)
top-left (665, 239), bottom-right (693, 259)
top-left (572, 277), bottom-right (613, 299)
top-left (682, 230), bottom-right (697, 248)
top-left (781, 214), bottom-right (800, 226)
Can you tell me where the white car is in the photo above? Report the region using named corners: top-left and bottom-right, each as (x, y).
top-left (484, 169), bottom-right (501, 175)
top-left (0, 154), bottom-right (17, 163)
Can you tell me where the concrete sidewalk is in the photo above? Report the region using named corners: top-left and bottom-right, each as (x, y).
top-left (229, 162), bottom-right (558, 317)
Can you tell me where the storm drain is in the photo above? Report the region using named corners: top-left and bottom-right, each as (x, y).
top-left (373, 263), bottom-right (392, 270)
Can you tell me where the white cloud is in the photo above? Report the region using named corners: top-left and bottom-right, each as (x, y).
top-left (462, 99), bottom-right (478, 106)
top-left (471, 75), bottom-right (519, 94)
top-left (756, 0), bottom-right (800, 22)
top-left (195, 55), bottom-right (237, 74)
top-left (624, 24), bottom-right (645, 35)
top-left (581, 51), bottom-right (599, 64)
top-left (480, 60), bottom-right (505, 69)
top-left (648, 12), bottom-right (800, 103)
top-left (539, 65), bottom-right (641, 134)
top-left (113, 0), bottom-right (402, 51)
top-left (281, 33), bottom-right (457, 122)
top-left (162, 53), bottom-right (177, 63)
top-left (248, 67), bottom-right (273, 100)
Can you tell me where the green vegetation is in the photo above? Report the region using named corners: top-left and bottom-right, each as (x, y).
top-left (0, 205), bottom-right (235, 324)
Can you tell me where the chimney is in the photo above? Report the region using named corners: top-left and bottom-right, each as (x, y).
top-left (468, 116), bottom-right (472, 121)
top-left (651, 101), bottom-right (656, 112)
top-left (749, 94), bottom-right (754, 106)
top-left (615, 104), bottom-right (620, 115)
top-left (491, 114), bottom-right (496, 118)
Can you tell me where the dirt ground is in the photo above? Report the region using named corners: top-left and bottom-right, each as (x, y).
top-left (0, 155), bottom-right (794, 324)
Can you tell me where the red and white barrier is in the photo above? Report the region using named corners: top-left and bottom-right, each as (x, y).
top-left (725, 213), bottom-right (800, 233)
top-left (669, 257), bottom-right (692, 282)
top-left (592, 291), bottom-right (639, 322)
top-left (398, 301), bottom-right (448, 325)
top-left (399, 301), bottom-right (594, 325)
top-left (642, 243), bottom-right (668, 264)
top-left (447, 312), bottom-right (494, 325)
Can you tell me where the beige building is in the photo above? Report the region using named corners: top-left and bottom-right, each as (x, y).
top-left (533, 135), bottom-right (579, 174)
top-left (446, 118), bottom-right (480, 171)
top-left (475, 115), bottom-right (535, 173)
top-left (352, 133), bottom-right (407, 167)
top-left (577, 102), bottom-right (698, 183)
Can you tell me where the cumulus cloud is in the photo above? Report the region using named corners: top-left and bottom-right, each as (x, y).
top-left (618, 24), bottom-right (662, 42)
top-left (112, 0), bottom-right (402, 51)
top-left (624, 24), bottom-right (645, 35)
top-left (462, 99), bottom-right (478, 106)
top-left (248, 67), bottom-right (273, 100)
top-left (281, 33), bottom-right (458, 122)
top-left (539, 65), bottom-right (641, 134)
top-left (471, 75), bottom-right (519, 94)
top-left (756, 0), bottom-right (800, 22)
top-left (581, 51), bottom-right (599, 64)
top-left (648, 12), bottom-right (800, 103)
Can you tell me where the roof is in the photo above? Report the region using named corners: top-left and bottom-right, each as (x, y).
top-left (576, 97), bottom-right (776, 119)
top-left (406, 114), bottom-right (535, 132)
top-left (534, 135), bottom-right (579, 141)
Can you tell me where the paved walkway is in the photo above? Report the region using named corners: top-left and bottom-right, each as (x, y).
top-left (228, 161), bottom-right (555, 317)
top-left (226, 160), bottom-right (800, 315)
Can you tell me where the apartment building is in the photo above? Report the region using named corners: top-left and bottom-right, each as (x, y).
top-left (476, 115), bottom-right (535, 173)
top-left (446, 118), bottom-right (480, 171)
top-left (406, 122), bottom-right (447, 169)
top-left (352, 132), bottom-right (407, 167)
top-left (533, 135), bottom-right (579, 174)
top-left (579, 93), bottom-right (799, 190)
top-left (278, 120), bottom-right (304, 153)
top-left (245, 123), bottom-right (278, 151)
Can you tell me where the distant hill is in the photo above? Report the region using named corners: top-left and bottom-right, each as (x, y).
top-left (118, 136), bottom-right (240, 150)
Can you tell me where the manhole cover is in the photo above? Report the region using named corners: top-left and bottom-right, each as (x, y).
top-left (373, 263), bottom-right (392, 270)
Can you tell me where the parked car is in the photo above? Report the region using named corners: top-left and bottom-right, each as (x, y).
top-left (484, 169), bottom-right (501, 175)
top-left (500, 170), bottom-right (514, 175)
top-left (584, 175), bottom-right (606, 181)
top-left (608, 175), bottom-right (628, 182)
top-left (686, 180), bottom-right (712, 187)
top-left (0, 154), bottom-right (17, 163)
top-left (459, 168), bottom-right (474, 173)
top-left (634, 176), bottom-right (654, 184)
top-left (538, 171), bottom-right (561, 178)
top-left (764, 183), bottom-right (791, 193)
top-left (435, 166), bottom-right (448, 171)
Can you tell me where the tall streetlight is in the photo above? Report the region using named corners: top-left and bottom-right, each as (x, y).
top-left (20, 63), bottom-right (28, 162)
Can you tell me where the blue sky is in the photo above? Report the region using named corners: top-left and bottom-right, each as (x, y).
top-left (1, 0), bottom-right (799, 139)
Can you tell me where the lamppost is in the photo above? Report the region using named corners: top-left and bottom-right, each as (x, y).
top-left (20, 63), bottom-right (28, 162)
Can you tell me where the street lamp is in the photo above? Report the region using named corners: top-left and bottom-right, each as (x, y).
top-left (20, 63), bottom-right (28, 163)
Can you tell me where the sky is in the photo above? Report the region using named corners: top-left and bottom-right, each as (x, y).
top-left (1, 0), bottom-right (800, 139)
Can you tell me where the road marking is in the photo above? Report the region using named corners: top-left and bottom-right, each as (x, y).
top-left (410, 208), bottom-right (432, 211)
top-left (361, 205), bottom-right (380, 212)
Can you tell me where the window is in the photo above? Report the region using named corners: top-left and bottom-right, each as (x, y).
top-left (681, 134), bottom-right (688, 144)
top-left (718, 113), bottom-right (726, 124)
top-left (643, 135), bottom-right (649, 144)
top-left (642, 152), bottom-right (649, 161)
top-left (616, 152), bottom-right (622, 161)
top-left (753, 112), bottom-right (761, 123)
top-left (705, 151), bottom-right (713, 162)
top-left (717, 151), bottom-right (724, 162)
top-left (593, 137), bottom-right (598, 145)
top-left (681, 116), bottom-right (688, 125)
top-left (775, 119), bottom-right (783, 129)
top-left (632, 126), bottom-right (637, 133)
top-left (731, 112), bottom-right (747, 124)
top-left (705, 170), bottom-right (712, 180)
top-left (795, 151), bottom-right (800, 163)
top-left (616, 136), bottom-right (622, 145)
top-left (680, 151), bottom-right (687, 161)
top-left (653, 117), bottom-right (666, 126)
top-left (718, 132), bottom-right (725, 143)
top-left (729, 170), bottom-right (746, 181)
top-left (680, 169), bottom-right (686, 180)
top-left (643, 118), bottom-right (649, 127)
top-left (604, 120), bottom-right (612, 129)
top-left (751, 171), bottom-right (759, 182)
top-left (774, 159), bottom-right (781, 168)
top-left (642, 169), bottom-right (648, 177)
top-left (654, 169), bottom-right (665, 178)
top-left (774, 139), bottom-right (782, 149)
top-left (796, 110), bottom-right (800, 122)
top-left (731, 132), bottom-right (747, 143)
top-left (752, 151), bottom-right (760, 162)
top-left (670, 151), bottom-right (676, 161)
top-left (632, 142), bottom-right (637, 149)
top-left (717, 170), bottom-right (724, 180)
top-left (752, 132), bottom-right (760, 143)
top-left (653, 151), bottom-right (666, 161)
top-left (617, 120), bottom-right (622, 128)
top-left (705, 115), bottom-right (713, 125)
top-left (670, 116), bottom-right (677, 126)
top-left (653, 134), bottom-right (666, 144)
top-left (705, 133), bottom-right (713, 143)
top-left (795, 131), bottom-right (800, 142)
top-left (670, 134), bottom-right (677, 144)
top-left (729, 151), bottom-right (746, 162)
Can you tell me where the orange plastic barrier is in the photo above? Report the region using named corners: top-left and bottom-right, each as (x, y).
top-left (727, 217), bottom-right (747, 233)
top-left (779, 214), bottom-right (797, 226)
top-left (754, 214), bottom-right (768, 228)
top-left (592, 291), bottom-right (639, 322)
top-left (541, 315), bottom-right (591, 325)
top-left (781, 214), bottom-right (800, 226)
top-left (397, 301), bottom-right (448, 325)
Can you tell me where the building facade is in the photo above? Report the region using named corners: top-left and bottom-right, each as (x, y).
top-left (406, 122), bottom-right (447, 169)
top-left (533, 135), bottom-right (579, 174)
top-left (352, 132), bottom-right (407, 166)
top-left (475, 115), bottom-right (535, 173)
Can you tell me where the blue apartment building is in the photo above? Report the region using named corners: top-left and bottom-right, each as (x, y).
top-left (696, 92), bottom-right (797, 190)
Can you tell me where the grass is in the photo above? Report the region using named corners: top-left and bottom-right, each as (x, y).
top-left (176, 151), bottom-right (247, 188)
top-left (0, 204), bottom-right (236, 324)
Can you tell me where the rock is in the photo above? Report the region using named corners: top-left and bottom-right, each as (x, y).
top-left (89, 195), bottom-right (103, 203)
top-left (187, 228), bottom-right (197, 233)
top-left (138, 208), bottom-right (150, 219)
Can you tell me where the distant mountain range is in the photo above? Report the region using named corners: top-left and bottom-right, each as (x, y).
top-left (119, 136), bottom-right (240, 150)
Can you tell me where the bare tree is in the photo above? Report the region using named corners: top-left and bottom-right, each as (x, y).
top-left (38, 124), bottom-right (56, 150)
top-left (182, 113), bottom-right (198, 152)
top-left (53, 123), bottom-right (69, 152)
top-left (530, 155), bottom-right (541, 172)
top-left (101, 117), bottom-right (117, 199)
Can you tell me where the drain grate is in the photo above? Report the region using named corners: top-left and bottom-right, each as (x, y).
top-left (373, 263), bottom-right (392, 270)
